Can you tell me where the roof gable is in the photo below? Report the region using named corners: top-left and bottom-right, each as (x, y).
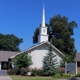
top-left (10, 41), bottom-right (65, 58)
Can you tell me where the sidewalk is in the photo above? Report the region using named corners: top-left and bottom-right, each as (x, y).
top-left (0, 76), bottom-right (12, 80)
top-left (0, 70), bottom-right (12, 80)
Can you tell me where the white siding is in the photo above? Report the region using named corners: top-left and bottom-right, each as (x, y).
top-left (29, 44), bottom-right (62, 69)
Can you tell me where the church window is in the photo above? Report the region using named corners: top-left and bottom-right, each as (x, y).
top-left (43, 29), bottom-right (45, 33)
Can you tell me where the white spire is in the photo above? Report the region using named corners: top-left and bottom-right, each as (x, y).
top-left (42, 4), bottom-right (45, 27)
top-left (38, 4), bottom-right (48, 43)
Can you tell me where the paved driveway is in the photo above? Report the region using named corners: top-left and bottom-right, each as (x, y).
top-left (0, 70), bottom-right (12, 80)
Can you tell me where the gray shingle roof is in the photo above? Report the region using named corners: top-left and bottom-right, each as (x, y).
top-left (74, 53), bottom-right (80, 61)
top-left (0, 51), bottom-right (19, 61)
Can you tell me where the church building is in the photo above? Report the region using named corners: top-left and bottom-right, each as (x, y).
top-left (10, 6), bottom-right (65, 69)
top-left (0, 6), bottom-right (80, 74)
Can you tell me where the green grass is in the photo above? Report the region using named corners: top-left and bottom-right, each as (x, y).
top-left (10, 75), bottom-right (53, 80)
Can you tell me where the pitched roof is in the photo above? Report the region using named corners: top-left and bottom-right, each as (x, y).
top-left (0, 51), bottom-right (19, 61)
top-left (74, 53), bottom-right (80, 61)
top-left (10, 41), bottom-right (65, 58)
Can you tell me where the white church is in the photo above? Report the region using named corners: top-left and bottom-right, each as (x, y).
top-left (10, 6), bottom-right (65, 69)
top-left (0, 6), bottom-right (79, 74)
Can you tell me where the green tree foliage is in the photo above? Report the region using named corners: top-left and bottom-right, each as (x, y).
top-left (0, 33), bottom-right (23, 51)
top-left (13, 52), bottom-right (32, 68)
top-left (33, 14), bottom-right (78, 61)
top-left (43, 40), bottom-right (58, 76)
top-left (60, 54), bottom-right (74, 68)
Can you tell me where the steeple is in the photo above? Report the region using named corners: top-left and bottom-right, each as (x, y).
top-left (42, 4), bottom-right (45, 27)
top-left (38, 5), bottom-right (48, 43)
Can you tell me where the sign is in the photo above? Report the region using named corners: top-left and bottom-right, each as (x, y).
top-left (65, 63), bottom-right (76, 74)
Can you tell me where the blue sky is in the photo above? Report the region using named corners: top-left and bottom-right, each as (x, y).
top-left (0, 0), bottom-right (80, 52)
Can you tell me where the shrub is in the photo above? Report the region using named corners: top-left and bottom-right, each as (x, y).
top-left (7, 68), bottom-right (21, 75)
top-left (12, 67), bottom-right (21, 75)
top-left (63, 74), bottom-right (71, 78)
top-left (31, 68), bottom-right (43, 76)
top-left (53, 74), bottom-right (61, 78)
top-left (13, 52), bottom-right (32, 68)
top-left (75, 74), bottom-right (80, 77)
top-left (58, 67), bottom-right (65, 73)
top-left (37, 69), bottom-right (43, 76)
top-left (8, 67), bottom-right (30, 76)
top-left (53, 73), bottom-right (71, 78)
top-left (21, 68), bottom-right (29, 76)
top-left (7, 68), bottom-right (14, 75)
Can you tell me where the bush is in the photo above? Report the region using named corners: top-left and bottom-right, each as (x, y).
top-left (8, 67), bottom-right (30, 76)
top-left (7, 68), bottom-right (14, 75)
top-left (58, 67), bottom-right (65, 73)
top-left (13, 52), bottom-right (32, 68)
top-left (75, 74), bottom-right (80, 77)
top-left (31, 68), bottom-right (43, 76)
top-left (37, 69), bottom-right (43, 76)
top-left (31, 68), bottom-right (37, 76)
top-left (13, 69), bottom-right (19, 75)
top-left (21, 68), bottom-right (29, 76)
top-left (63, 74), bottom-right (71, 78)
top-left (53, 73), bottom-right (71, 78)
top-left (7, 68), bottom-right (20, 75)
top-left (53, 74), bottom-right (61, 78)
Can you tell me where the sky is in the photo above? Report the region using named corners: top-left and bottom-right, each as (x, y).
top-left (0, 0), bottom-right (80, 52)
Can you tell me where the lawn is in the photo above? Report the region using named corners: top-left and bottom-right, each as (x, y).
top-left (10, 75), bottom-right (53, 80)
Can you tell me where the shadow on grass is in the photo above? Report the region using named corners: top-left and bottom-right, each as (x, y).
top-left (69, 77), bottom-right (78, 80)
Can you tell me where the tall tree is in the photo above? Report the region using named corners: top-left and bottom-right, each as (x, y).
top-left (0, 33), bottom-right (23, 51)
top-left (43, 40), bottom-right (58, 76)
top-left (33, 14), bottom-right (78, 61)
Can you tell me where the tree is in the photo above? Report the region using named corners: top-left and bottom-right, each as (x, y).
top-left (43, 40), bottom-right (58, 76)
top-left (60, 54), bottom-right (73, 68)
top-left (13, 52), bottom-right (32, 68)
top-left (0, 33), bottom-right (23, 51)
top-left (33, 14), bottom-right (78, 61)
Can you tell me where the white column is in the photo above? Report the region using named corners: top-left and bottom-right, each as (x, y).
top-left (0, 62), bottom-right (1, 70)
top-left (65, 62), bottom-right (67, 74)
top-left (76, 61), bottom-right (77, 74)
